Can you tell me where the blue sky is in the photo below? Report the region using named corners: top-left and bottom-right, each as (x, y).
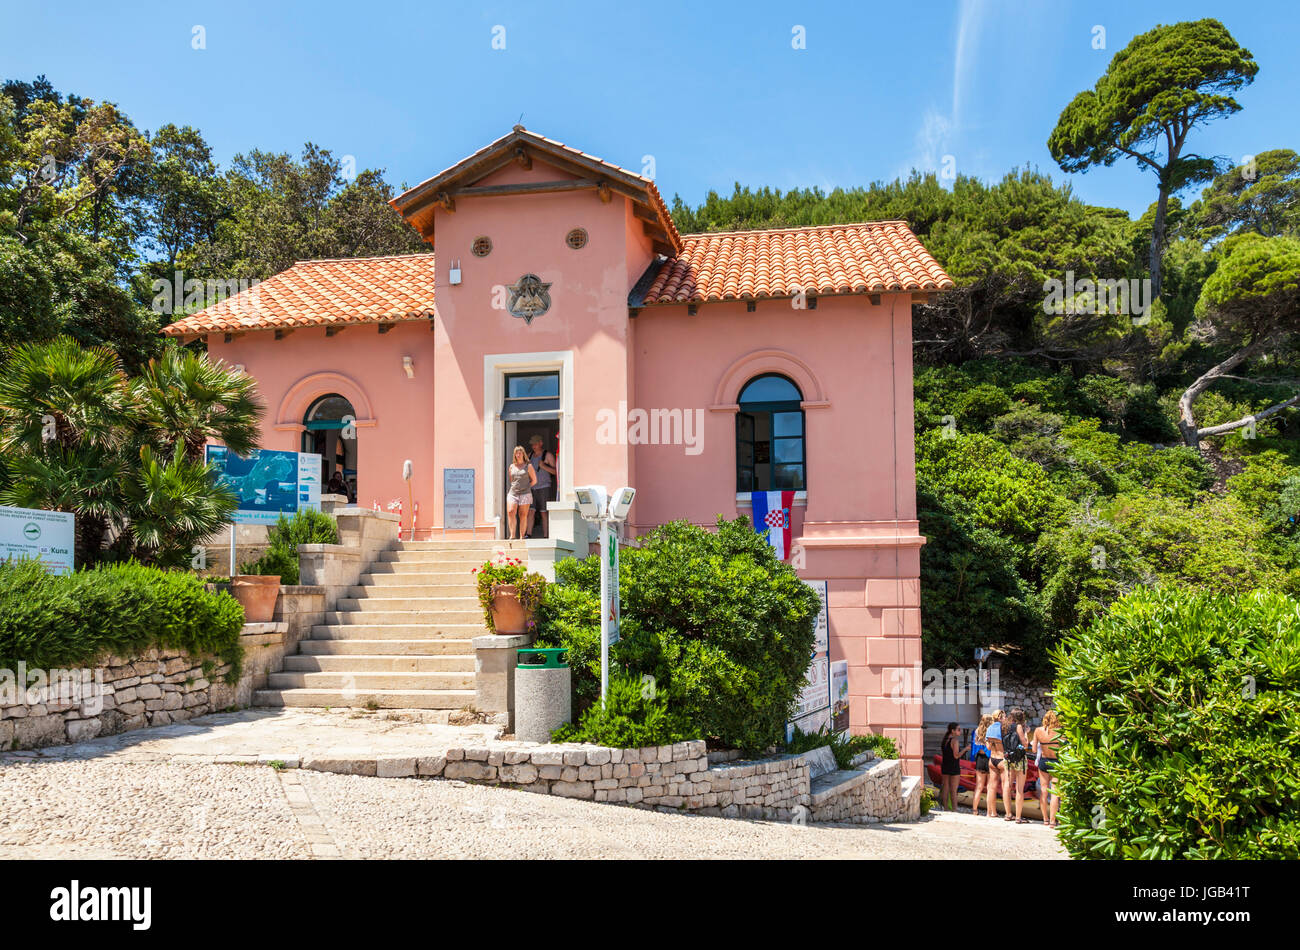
top-left (2, 0), bottom-right (1297, 218)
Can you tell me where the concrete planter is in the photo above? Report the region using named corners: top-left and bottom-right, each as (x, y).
top-left (231, 575), bottom-right (281, 623)
top-left (488, 584), bottom-right (532, 634)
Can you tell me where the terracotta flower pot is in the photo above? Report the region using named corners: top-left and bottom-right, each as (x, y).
top-left (489, 583), bottom-right (532, 635)
top-left (230, 575), bottom-right (281, 623)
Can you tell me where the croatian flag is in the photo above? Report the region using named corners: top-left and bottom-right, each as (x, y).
top-left (751, 491), bottom-right (795, 560)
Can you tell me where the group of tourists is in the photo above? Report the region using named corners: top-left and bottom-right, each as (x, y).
top-left (937, 708), bottom-right (1061, 827)
top-left (505, 434), bottom-right (557, 540)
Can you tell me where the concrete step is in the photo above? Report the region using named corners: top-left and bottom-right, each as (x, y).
top-left (266, 670), bottom-right (474, 690)
top-left (323, 608), bottom-right (482, 625)
top-left (311, 622), bottom-right (488, 639)
top-left (337, 595), bottom-right (479, 611)
top-left (284, 654), bottom-right (474, 673)
top-left (365, 561), bottom-right (484, 576)
top-left (357, 574), bottom-right (479, 590)
top-left (299, 638), bottom-right (477, 655)
top-left (253, 687), bottom-right (476, 709)
top-left (375, 550), bottom-right (506, 566)
top-left (345, 585), bottom-right (478, 599)
top-left (392, 540), bottom-right (526, 552)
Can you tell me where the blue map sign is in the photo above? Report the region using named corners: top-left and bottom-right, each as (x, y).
top-left (206, 446), bottom-right (322, 524)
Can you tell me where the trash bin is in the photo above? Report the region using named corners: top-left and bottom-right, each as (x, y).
top-left (515, 647), bottom-right (571, 743)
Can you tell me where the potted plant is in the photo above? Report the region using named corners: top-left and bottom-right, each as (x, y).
top-left (473, 555), bottom-right (547, 635)
top-left (233, 546), bottom-right (293, 623)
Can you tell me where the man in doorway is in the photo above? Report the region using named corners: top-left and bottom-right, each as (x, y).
top-left (527, 434), bottom-right (556, 538)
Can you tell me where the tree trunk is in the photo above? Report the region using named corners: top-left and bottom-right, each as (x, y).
top-left (1177, 341), bottom-right (1266, 449)
top-left (1149, 186), bottom-right (1170, 300)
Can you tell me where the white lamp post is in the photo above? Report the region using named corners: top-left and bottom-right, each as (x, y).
top-left (574, 485), bottom-right (635, 702)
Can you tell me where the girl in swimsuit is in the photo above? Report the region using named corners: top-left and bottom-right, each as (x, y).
top-left (983, 709), bottom-right (1005, 817)
top-left (1033, 709), bottom-right (1063, 828)
top-left (970, 714), bottom-right (995, 817)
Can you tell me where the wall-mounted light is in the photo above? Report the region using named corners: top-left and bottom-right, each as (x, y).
top-left (402, 356), bottom-right (415, 379)
top-left (449, 257), bottom-right (462, 285)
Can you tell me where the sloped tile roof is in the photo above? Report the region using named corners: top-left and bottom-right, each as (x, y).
top-left (160, 254), bottom-right (437, 336)
top-left (638, 221), bottom-right (954, 305)
top-left (392, 127), bottom-right (683, 255)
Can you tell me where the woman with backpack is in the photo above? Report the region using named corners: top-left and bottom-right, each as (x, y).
top-left (1002, 708), bottom-right (1030, 823)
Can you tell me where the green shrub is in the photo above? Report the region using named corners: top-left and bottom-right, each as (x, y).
top-left (784, 724), bottom-right (883, 769)
top-left (239, 509), bottom-right (339, 585)
top-left (550, 671), bottom-right (689, 747)
top-left (0, 559), bottom-right (245, 681)
top-left (537, 517), bottom-right (820, 754)
top-left (1052, 586), bottom-right (1300, 858)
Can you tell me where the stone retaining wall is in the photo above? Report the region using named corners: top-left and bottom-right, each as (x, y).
top-left (996, 677), bottom-right (1054, 724)
top-left (809, 759), bottom-right (916, 823)
top-left (319, 738), bottom-right (916, 823)
top-left (1, 584), bottom-right (323, 752)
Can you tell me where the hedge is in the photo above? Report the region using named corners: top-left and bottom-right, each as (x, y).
top-left (1052, 586), bottom-right (1300, 858)
top-left (0, 559), bottom-right (245, 681)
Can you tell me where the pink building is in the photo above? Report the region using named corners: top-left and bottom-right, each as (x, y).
top-left (164, 128), bottom-right (954, 773)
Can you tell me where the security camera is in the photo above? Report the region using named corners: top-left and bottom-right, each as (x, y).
top-left (607, 486), bottom-right (635, 521)
top-left (574, 485), bottom-right (608, 521)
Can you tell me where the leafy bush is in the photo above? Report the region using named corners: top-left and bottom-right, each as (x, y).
top-left (239, 509), bottom-right (339, 585)
top-left (0, 559), bottom-right (245, 680)
top-left (472, 555), bottom-right (547, 633)
top-left (536, 517), bottom-right (820, 754)
top-left (550, 671), bottom-right (689, 747)
top-left (1052, 586), bottom-right (1300, 858)
top-left (784, 724), bottom-right (888, 769)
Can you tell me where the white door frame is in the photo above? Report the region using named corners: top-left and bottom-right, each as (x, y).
top-left (483, 350), bottom-right (575, 539)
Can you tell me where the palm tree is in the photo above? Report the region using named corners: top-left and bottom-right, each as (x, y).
top-left (116, 445), bottom-right (238, 567)
top-left (134, 345), bottom-right (263, 462)
top-left (0, 336), bottom-right (134, 454)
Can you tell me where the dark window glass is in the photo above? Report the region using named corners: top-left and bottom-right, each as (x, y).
top-left (739, 375), bottom-right (802, 403)
top-left (736, 374), bottom-right (806, 492)
top-left (506, 373), bottom-right (559, 398)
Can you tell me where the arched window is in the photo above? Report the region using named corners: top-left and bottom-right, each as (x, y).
top-left (303, 394), bottom-right (358, 502)
top-left (736, 374), bottom-right (805, 491)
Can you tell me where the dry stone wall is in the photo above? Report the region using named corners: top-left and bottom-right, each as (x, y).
top-left (339, 738), bottom-right (916, 823)
top-left (0, 648), bottom-right (236, 750)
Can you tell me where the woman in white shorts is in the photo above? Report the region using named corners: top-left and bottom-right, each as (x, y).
top-left (506, 446), bottom-right (536, 540)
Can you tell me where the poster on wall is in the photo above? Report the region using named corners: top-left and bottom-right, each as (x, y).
top-left (443, 468), bottom-right (475, 530)
top-left (787, 580), bottom-right (831, 739)
top-left (205, 447), bottom-right (322, 524)
top-left (0, 505), bottom-right (75, 575)
top-left (830, 660), bottom-right (850, 737)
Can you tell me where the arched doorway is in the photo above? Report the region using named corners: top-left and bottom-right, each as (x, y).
top-left (303, 394), bottom-right (358, 503)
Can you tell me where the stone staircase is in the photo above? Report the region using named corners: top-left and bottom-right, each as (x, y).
top-left (254, 539), bottom-right (526, 710)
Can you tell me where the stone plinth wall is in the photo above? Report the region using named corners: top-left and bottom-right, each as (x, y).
top-left (0, 617), bottom-right (311, 751)
top-left (333, 738), bottom-right (916, 823)
top-left (809, 758), bottom-right (918, 823)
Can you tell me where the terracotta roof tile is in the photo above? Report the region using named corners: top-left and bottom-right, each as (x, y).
top-left (160, 254), bottom-right (436, 336)
top-left (639, 221), bottom-right (953, 305)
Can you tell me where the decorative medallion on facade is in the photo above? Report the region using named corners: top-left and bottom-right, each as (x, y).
top-left (507, 274), bottom-right (553, 325)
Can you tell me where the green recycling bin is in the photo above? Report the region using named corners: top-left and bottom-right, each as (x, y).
top-left (515, 648), bottom-right (571, 743)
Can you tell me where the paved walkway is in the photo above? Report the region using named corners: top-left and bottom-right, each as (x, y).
top-left (0, 709), bottom-right (1067, 859)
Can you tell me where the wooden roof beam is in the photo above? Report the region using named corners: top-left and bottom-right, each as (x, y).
top-left (449, 179), bottom-right (598, 199)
